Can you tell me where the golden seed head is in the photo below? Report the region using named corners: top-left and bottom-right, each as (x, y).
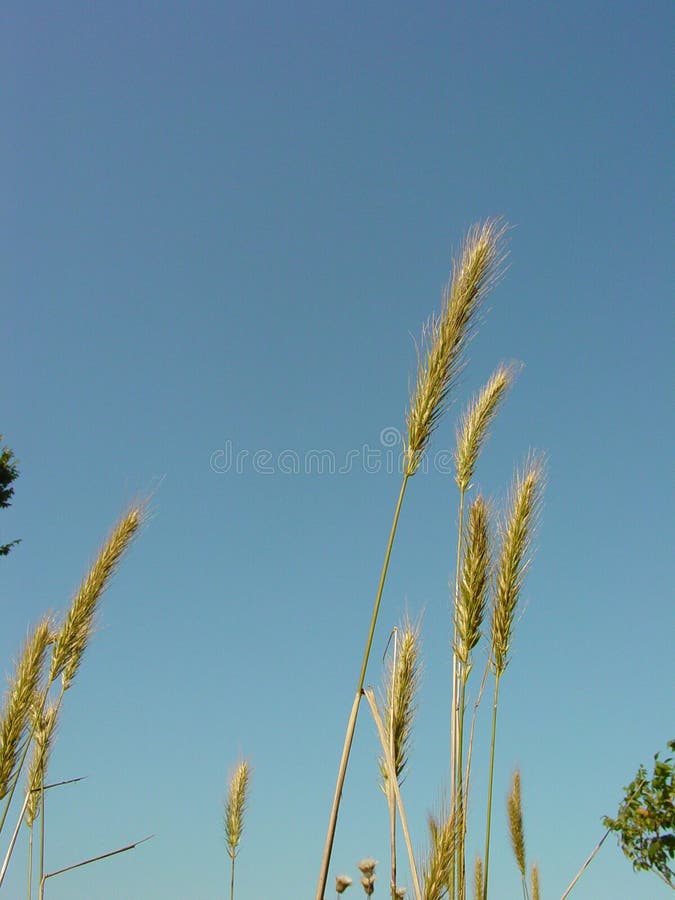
top-left (454, 362), bottom-right (516, 492)
top-left (405, 219), bottom-right (508, 476)
top-left (0, 617), bottom-right (52, 800)
top-left (224, 760), bottom-right (251, 860)
top-left (454, 496), bottom-right (491, 669)
top-left (379, 618), bottom-right (422, 787)
top-left (531, 863), bottom-right (540, 900)
top-left (491, 457), bottom-right (544, 676)
top-left (25, 704), bottom-right (59, 828)
top-left (473, 856), bottom-right (484, 900)
top-left (507, 770), bottom-right (526, 878)
top-left (50, 504), bottom-right (143, 690)
top-left (422, 810), bottom-right (458, 900)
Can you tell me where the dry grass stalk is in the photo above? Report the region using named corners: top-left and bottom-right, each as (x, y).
top-left (405, 220), bottom-right (507, 476)
top-left (0, 618), bottom-right (52, 801)
top-left (530, 864), bottom-right (540, 900)
top-left (507, 770), bottom-right (526, 884)
top-left (454, 364), bottom-right (516, 493)
top-left (50, 504), bottom-right (143, 690)
top-left (473, 857), bottom-right (483, 900)
top-left (491, 458), bottom-right (544, 677)
top-left (225, 760), bottom-right (251, 900)
top-left (363, 688), bottom-right (422, 900)
top-left (422, 810), bottom-right (458, 900)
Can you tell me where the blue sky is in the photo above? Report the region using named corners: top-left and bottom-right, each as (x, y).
top-left (2, 2), bottom-right (673, 898)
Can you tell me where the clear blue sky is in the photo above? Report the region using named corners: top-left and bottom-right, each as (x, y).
top-left (2, 2), bottom-right (673, 898)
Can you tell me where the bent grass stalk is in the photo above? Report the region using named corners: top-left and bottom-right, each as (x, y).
top-left (317, 219), bottom-right (507, 900)
top-left (364, 688), bottom-right (422, 900)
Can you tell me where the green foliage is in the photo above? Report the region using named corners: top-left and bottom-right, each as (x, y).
top-left (0, 435), bottom-right (21, 556)
top-left (603, 739), bottom-right (675, 888)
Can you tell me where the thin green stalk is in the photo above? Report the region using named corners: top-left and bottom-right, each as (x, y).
top-left (229, 854), bottom-right (235, 900)
top-left (389, 629), bottom-right (398, 900)
top-left (27, 826), bottom-right (33, 900)
top-left (456, 674), bottom-right (469, 899)
top-left (315, 473), bottom-right (410, 900)
top-left (450, 487), bottom-right (466, 900)
top-left (38, 764), bottom-right (45, 899)
top-left (482, 675), bottom-right (501, 900)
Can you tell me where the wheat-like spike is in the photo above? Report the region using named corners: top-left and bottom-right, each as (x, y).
top-left (507, 770), bottom-right (526, 879)
top-left (473, 856), bottom-right (483, 900)
top-left (225, 760), bottom-right (250, 861)
top-left (422, 809), bottom-right (458, 900)
top-left (24, 704), bottom-right (58, 828)
top-left (454, 363), bottom-right (516, 492)
top-left (531, 863), bottom-right (540, 900)
top-left (405, 220), bottom-right (507, 476)
top-left (380, 618), bottom-right (422, 785)
top-left (491, 458), bottom-right (544, 676)
top-left (0, 618), bottom-right (52, 800)
top-left (454, 496), bottom-right (491, 669)
top-left (50, 504), bottom-right (143, 690)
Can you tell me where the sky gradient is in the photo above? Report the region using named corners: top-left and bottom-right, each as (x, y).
top-left (2, 2), bottom-right (673, 898)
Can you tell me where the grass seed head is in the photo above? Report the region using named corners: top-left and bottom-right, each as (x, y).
top-left (507, 770), bottom-right (526, 879)
top-left (225, 760), bottom-right (251, 860)
top-left (380, 618), bottom-right (422, 787)
top-left (454, 496), bottom-right (491, 669)
top-left (454, 362), bottom-right (516, 492)
top-left (422, 809), bottom-right (458, 900)
top-left (491, 457), bottom-right (544, 676)
top-left (473, 856), bottom-right (483, 900)
top-left (25, 703), bottom-right (59, 828)
top-left (50, 504), bottom-right (143, 690)
top-left (405, 219), bottom-right (507, 476)
top-left (531, 863), bottom-right (540, 900)
top-left (0, 617), bottom-right (53, 800)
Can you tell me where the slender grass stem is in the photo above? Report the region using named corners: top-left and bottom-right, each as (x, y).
top-left (229, 854), bottom-right (235, 900)
top-left (482, 676), bottom-right (500, 900)
top-left (389, 629), bottom-right (398, 900)
top-left (27, 826), bottom-right (33, 900)
top-left (456, 674), bottom-right (469, 899)
top-left (38, 764), bottom-right (45, 899)
top-left (450, 488), bottom-right (465, 900)
top-left (316, 473), bottom-right (410, 900)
